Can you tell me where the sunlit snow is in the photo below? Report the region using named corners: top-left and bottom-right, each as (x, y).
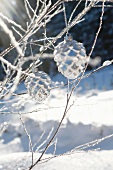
top-left (0, 66), bottom-right (113, 170)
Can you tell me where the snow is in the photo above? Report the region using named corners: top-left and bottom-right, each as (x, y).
top-left (0, 151), bottom-right (113, 170)
top-left (0, 65), bottom-right (113, 169)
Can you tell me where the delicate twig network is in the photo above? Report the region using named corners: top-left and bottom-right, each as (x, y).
top-left (0, 1), bottom-right (113, 170)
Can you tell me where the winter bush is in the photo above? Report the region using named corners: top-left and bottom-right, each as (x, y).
top-left (0, 0), bottom-right (113, 169)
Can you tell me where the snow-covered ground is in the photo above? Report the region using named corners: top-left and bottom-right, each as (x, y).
top-left (0, 151), bottom-right (113, 170)
top-left (0, 65), bottom-right (113, 170)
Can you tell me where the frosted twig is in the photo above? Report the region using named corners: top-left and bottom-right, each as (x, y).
top-left (5, 68), bottom-right (22, 99)
top-left (62, 1), bottom-right (68, 35)
top-left (12, 26), bottom-right (23, 38)
top-left (24, 0), bottom-right (32, 20)
top-left (0, 18), bottom-right (24, 58)
top-left (28, 0), bottom-right (39, 28)
top-left (19, 113), bottom-right (34, 166)
top-left (0, 12), bottom-right (26, 32)
top-left (52, 138), bottom-right (57, 156)
top-left (36, 127), bottom-right (54, 152)
top-left (88, 0), bottom-right (105, 58)
top-left (68, 0), bottom-right (82, 24)
top-left (33, 131), bottom-right (46, 150)
top-left (95, 5), bottom-right (113, 7)
top-left (74, 133), bottom-right (113, 150)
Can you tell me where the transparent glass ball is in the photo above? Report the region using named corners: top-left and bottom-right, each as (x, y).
top-left (54, 35), bottom-right (88, 79)
top-left (25, 71), bottom-right (51, 102)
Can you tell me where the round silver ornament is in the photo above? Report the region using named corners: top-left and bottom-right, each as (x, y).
top-left (25, 71), bottom-right (51, 102)
top-left (54, 35), bottom-right (88, 79)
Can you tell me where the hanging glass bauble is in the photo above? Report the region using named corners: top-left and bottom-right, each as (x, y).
top-left (25, 71), bottom-right (51, 102)
top-left (54, 35), bottom-right (88, 79)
